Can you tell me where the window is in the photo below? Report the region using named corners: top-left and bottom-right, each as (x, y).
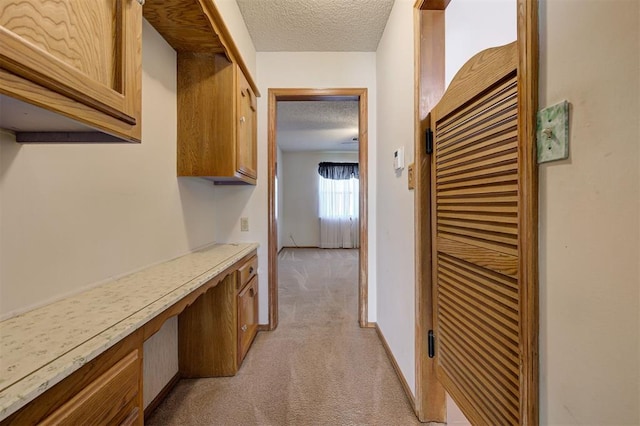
top-left (318, 175), bottom-right (359, 219)
top-left (317, 162), bottom-right (359, 248)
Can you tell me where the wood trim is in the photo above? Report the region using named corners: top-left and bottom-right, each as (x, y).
top-left (374, 324), bottom-right (416, 412)
top-left (357, 89), bottom-right (369, 327)
top-left (267, 88), bottom-right (369, 330)
top-left (416, 0), bottom-right (451, 11)
top-left (257, 324), bottom-right (270, 332)
top-left (143, 372), bottom-right (181, 421)
top-left (200, 0), bottom-right (260, 97)
top-left (414, 5), bottom-right (447, 423)
top-left (517, 0), bottom-right (539, 424)
top-left (267, 89), bottom-right (279, 331)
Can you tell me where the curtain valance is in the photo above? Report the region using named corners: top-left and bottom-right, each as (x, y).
top-left (317, 162), bottom-right (359, 180)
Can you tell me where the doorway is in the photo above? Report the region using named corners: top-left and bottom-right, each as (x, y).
top-left (267, 88), bottom-right (369, 330)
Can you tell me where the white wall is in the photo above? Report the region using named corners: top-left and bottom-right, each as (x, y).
top-left (0, 20), bottom-right (220, 404)
top-left (0, 20), bottom-right (218, 318)
top-left (375, 0), bottom-right (417, 395)
top-left (214, 51), bottom-right (378, 324)
top-left (539, 1), bottom-right (640, 424)
top-left (281, 151), bottom-right (358, 248)
top-left (445, 0), bottom-right (517, 87)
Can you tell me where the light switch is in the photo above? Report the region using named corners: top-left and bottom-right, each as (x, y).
top-left (240, 217), bottom-right (249, 232)
top-left (394, 147), bottom-right (405, 170)
top-left (537, 100), bottom-right (569, 163)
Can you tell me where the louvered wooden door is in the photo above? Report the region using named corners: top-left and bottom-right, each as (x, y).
top-left (430, 41), bottom-right (536, 425)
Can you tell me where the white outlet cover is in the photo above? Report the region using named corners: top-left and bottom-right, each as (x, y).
top-left (537, 100), bottom-right (569, 164)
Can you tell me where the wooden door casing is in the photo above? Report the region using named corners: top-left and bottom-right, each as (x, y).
top-left (430, 41), bottom-right (537, 425)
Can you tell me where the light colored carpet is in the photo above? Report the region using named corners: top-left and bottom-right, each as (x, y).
top-left (147, 248), bottom-right (421, 425)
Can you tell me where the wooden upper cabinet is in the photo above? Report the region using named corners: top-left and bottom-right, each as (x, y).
top-left (236, 69), bottom-right (257, 181)
top-left (0, 0), bottom-right (142, 143)
top-left (144, 0), bottom-right (260, 184)
top-left (177, 53), bottom-right (256, 184)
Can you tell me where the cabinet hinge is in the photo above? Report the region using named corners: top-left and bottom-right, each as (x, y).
top-left (425, 128), bottom-right (434, 155)
top-left (428, 330), bottom-right (435, 358)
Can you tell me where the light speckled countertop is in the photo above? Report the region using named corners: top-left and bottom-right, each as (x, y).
top-left (0, 242), bottom-right (258, 421)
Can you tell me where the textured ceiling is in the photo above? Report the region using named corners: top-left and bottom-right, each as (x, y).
top-left (236, 0), bottom-right (395, 51)
top-left (277, 101), bottom-right (359, 152)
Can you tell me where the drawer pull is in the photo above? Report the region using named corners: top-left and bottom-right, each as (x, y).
top-left (249, 266), bottom-right (254, 274)
top-left (241, 324), bottom-right (248, 332)
top-left (249, 287), bottom-right (255, 297)
top-left (240, 116), bottom-right (246, 124)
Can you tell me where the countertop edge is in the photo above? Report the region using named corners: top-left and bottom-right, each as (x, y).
top-left (0, 242), bottom-right (259, 421)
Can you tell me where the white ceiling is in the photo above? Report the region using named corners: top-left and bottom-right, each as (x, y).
top-left (236, 0), bottom-right (395, 52)
top-left (277, 101), bottom-right (359, 152)
top-left (237, 0), bottom-right (394, 153)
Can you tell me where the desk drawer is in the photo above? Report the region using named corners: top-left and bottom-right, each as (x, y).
top-left (40, 350), bottom-right (140, 425)
top-left (237, 255), bottom-right (258, 289)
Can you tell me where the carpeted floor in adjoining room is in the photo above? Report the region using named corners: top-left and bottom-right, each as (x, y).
top-left (147, 248), bottom-right (420, 425)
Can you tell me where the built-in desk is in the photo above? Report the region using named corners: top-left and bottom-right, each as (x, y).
top-left (0, 243), bottom-right (259, 424)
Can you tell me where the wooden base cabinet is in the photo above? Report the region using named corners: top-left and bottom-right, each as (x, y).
top-left (0, 0), bottom-right (142, 143)
top-left (1, 331), bottom-right (143, 426)
top-left (177, 53), bottom-right (257, 184)
top-left (178, 255), bottom-right (259, 377)
top-left (238, 275), bottom-right (259, 365)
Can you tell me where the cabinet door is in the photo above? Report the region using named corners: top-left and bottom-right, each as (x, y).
top-left (0, 0), bottom-right (142, 129)
top-left (39, 350), bottom-right (141, 426)
top-left (237, 275), bottom-right (258, 365)
top-left (236, 68), bottom-right (257, 179)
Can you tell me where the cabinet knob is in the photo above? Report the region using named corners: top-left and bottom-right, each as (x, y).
top-left (249, 266), bottom-right (254, 274)
top-left (135, 0), bottom-right (145, 5)
top-left (240, 116), bottom-right (246, 124)
top-left (241, 324), bottom-right (248, 332)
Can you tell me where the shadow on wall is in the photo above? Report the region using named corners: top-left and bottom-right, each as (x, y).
top-left (0, 130), bottom-right (22, 182)
top-left (177, 178), bottom-right (218, 249)
top-left (142, 20), bottom-right (176, 93)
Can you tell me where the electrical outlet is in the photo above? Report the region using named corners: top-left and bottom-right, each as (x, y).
top-left (240, 217), bottom-right (249, 232)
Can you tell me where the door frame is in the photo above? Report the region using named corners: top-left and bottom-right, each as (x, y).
top-left (413, 0), bottom-right (538, 422)
top-left (267, 88), bottom-right (370, 330)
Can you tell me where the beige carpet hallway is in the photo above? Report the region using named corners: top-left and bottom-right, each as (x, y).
top-left (147, 248), bottom-right (420, 425)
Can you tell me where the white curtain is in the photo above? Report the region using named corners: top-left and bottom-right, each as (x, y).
top-left (318, 176), bottom-right (359, 248)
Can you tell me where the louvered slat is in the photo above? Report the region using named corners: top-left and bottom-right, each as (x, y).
top-left (433, 67), bottom-right (521, 425)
